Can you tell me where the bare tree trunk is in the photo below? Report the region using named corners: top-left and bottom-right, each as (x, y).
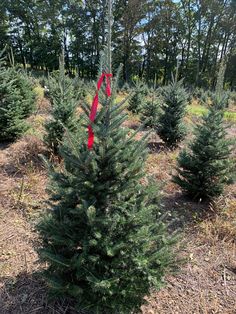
top-left (195, 0), bottom-right (202, 85)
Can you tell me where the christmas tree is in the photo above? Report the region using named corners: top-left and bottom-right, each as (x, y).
top-left (140, 97), bottom-right (160, 128)
top-left (0, 50), bottom-right (36, 141)
top-left (157, 75), bottom-right (188, 147)
top-left (140, 79), bottom-right (160, 128)
top-left (173, 93), bottom-right (234, 200)
top-left (44, 53), bottom-right (81, 154)
top-left (37, 2), bottom-right (176, 313)
top-left (128, 81), bottom-right (149, 113)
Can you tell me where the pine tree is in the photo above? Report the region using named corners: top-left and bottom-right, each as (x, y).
top-left (140, 98), bottom-right (160, 128)
top-left (173, 94), bottom-right (234, 200)
top-left (140, 79), bottom-right (160, 128)
top-left (157, 76), bottom-right (188, 147)
top-left (128, 81), bottom-right (149, 113)
top-left (37, 3), bottom-right (177, 312)
top-left (0, 51), bottom-right (36, 141)
top-left (12, 71), bottom-right (36, 116)
top-left (44, 54), bottom-right (82, 154)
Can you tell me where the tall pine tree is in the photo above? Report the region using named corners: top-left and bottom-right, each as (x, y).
top-left (173, 93), bottom-right (234, 200)
top-left (0, 50), bottom-right (36, 141)
top-left (37, 2), bottom-right (177, 313)
top-left (44, 53), bottom-right (81, 154)
top-left (157, 75), bottom-right (188, 147)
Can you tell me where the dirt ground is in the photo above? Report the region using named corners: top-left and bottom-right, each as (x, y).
top-left (0, 112), bottom-right (236, 313)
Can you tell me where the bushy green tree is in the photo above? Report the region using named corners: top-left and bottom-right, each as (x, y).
top-left (0, 53), bottom-right (36, 141)
top-left (45, 72), bottom-right (86, 104)
top-left (196, 88), bottom-right (230, 108)
top-left (37, 42), bottom-right (177, 314)
top-left (140, 87), bottom-right (161, 128)
top-left (13, 71), bottom-right (36, 116)
top-left (121, 81), bottom-right (131, 93)
top-left (173, 94), bottom-right (234, 200)
top-left (128, 81), bottom-right (149, 113)
top-left (44, 55), bottom-right (82, 154)
top-left (193, 87), bottom-right (210, 105)
top-left (157, 77), bottom-right (188, 147)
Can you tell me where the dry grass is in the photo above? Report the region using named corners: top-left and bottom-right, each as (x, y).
top-left (0, 135), bottom-right (48, 220)
top-left (0, 207), bottom-right (38, 279)
top-left (35, 96), bottom-right (51, 114)
top-left (9, 135), bottom-right (47, 171)
top-left (0, 98), bottom-right (236, 313)
top-left (200, 200), bottom-right (236, 244)
top-left (142, 235), bottom-right (236, 314)
top-left (142, 190), bottom-right (236, 314)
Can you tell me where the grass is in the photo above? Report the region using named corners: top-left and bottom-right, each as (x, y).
top-left (187, 104), bottom-right (208, 116)
top-left (187, 104), bottom-right (236, 122)
top-left (200, 199), bottom-right (236, 244)
top-left (34, 85), bottom-right (44, 99)
top-left (224, 111), bottom-right (236, 122)
top-left (86, 92), bottom-right (128, 105)
top-left (25, 115), bottom-right (46, 139)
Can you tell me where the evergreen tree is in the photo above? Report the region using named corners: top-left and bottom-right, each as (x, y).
top-left (140, 98), bottom-right (160, 128)
top-left (128, 81), bottom-right (149, 113)
top-left (157, 76), bottom-right (188, 147)
top-left (0, 51), bottom-right (36, 141)
top-left (37, 3), bottom-right (176, 312)
top-left (173, 94), bottom-right (234, 200)
top-left (140, 83), bottom-right (160, 128)
top-left (11, 72), bottom-right (36, 117)
top-left (44, 54), bottom-right (82, 154)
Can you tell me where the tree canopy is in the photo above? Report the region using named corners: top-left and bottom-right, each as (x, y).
top-left (1, 0), bottom-right (236, 88)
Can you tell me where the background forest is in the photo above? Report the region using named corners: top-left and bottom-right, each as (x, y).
top-left (1, 0), bottom-right (236, 88)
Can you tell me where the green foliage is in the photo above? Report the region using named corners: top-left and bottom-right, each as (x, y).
top-left (140, 89), bottom-right (161, 128)
top-left (37, 63), bottom-right (177, 313)
top-left (0, 54), bottom-right (36, 141)
top-left (14, 71), bottom-right (36, 115)
top-left (195, 88), bottom-right (230, 108)
top-left (157, 77), bottom-right (188, 147)
top-left (215, 90), bottom-right (230, 108)
top-left (1, 0), bottom-right (236, 87)
top-left (46, 71), bottom-right (86, 103)
top-left (193, 66), bottom-right (231, 109)
top-left (229, 91), bottom-right (236, 104)
top-left (173, 94), bottom-right (234, 200)
top-left (193, 88), bottom-right (210, 105)
top-left (121, 81), bottom-right (131, 93)
top-left (44, 56), bottom-right (83, 154)
top-left (128, 82), bottom-right (149, 113)
top-left (215, 60), bottom-right (226, 95)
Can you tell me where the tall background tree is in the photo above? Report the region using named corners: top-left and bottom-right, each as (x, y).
top-left (1, 0), bottom-right (236, 87)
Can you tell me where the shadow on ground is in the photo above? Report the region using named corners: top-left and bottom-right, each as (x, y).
top-left (147, 141), bottom-right (171, 154)
top-left (0, 272), bottom-right (77, 314)
top-left (160, 191), bottom-right (211, 232)
top-left (0, 142), bottom-right (11, 151)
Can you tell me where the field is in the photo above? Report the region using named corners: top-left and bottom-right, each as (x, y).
top-left (0, 90), bottom-right (235, 314)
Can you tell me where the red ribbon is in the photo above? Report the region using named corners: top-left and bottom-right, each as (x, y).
top-left (88, 72), bottom-right (112, 150)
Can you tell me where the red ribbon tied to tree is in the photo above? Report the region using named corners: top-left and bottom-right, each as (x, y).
top-left (87, 72), bottom-right (113, 150)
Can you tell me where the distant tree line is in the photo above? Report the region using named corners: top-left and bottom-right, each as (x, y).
top-left (0, 0), bottom-right (236, 88)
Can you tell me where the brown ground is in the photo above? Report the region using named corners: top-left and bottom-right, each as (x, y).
top-left (0, 105), bottom-right (236, 314)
